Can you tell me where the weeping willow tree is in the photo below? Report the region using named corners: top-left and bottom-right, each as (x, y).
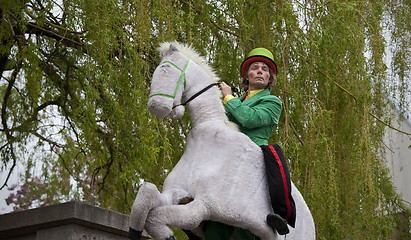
top-left (0, 0), bottom-right (410, 239)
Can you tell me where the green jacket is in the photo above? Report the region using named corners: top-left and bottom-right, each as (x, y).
top-left (224, 89), bottom-right (282, 146)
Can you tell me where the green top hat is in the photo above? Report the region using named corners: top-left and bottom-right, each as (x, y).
top-left (240, 47), bottom-right (277, 77)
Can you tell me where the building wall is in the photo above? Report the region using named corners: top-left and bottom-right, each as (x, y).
top-left (384, 107), bottom-right (411, 205)
top-left (0, 201), bottom-right (136, 240)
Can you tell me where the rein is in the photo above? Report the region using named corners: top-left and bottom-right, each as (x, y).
top-left (172, 83), bottom-right (219, 109)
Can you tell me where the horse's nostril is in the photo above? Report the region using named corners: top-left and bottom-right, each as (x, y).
top-left (147, 96), bottom-right (173, 118)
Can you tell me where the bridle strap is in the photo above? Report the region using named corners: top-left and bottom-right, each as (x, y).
top-left (150, 59), bottom-right (189, 99)
top-left (172, 83), bottom-right (219, 109)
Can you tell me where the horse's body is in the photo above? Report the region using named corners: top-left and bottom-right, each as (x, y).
top-left (129, 42), bottom-right (315, 240)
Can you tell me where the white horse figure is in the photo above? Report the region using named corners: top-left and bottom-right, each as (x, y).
top-left (129, 42), bottom-right (315, 240)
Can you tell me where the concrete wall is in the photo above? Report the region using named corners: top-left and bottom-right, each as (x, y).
top-left (0, 201), bottom-right (131, 240)
top-left (384, 107), bottom-right (411, 205)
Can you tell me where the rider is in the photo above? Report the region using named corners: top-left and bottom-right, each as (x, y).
top-left (204, 47), bottom-right (296, 240)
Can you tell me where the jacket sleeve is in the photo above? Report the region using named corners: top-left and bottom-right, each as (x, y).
top-left (224, 95), bottom-right (282, 129)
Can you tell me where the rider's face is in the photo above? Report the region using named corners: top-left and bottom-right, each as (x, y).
top-left (246, 62), bottom-right (271, 91)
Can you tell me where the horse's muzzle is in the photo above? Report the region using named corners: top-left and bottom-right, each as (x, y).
top-left (147, 95), bottom-right (173, 118)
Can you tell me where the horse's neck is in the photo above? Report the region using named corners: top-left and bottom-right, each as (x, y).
top-left (187, 97), bottom-right (225, 127)
top-left (184, 75), bottom-right (225, 128)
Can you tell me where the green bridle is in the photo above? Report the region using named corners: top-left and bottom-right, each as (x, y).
top-left (150, 59), bottom-right (190, 99)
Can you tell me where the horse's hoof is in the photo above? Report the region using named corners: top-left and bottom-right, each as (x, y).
top-left (128, 227), bottom-right (142, 240)
top-left (267, 213), bottom-right (289, 235)
top-left (165, 236), bottom-right (176, 240)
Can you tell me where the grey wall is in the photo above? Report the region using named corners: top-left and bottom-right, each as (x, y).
top-left (0, 201), bottom-right (133, 240)
top-left (384, 107), bottom-right (411, 205)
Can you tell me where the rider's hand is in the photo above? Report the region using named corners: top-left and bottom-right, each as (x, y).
top-left (219, 82), bottom-right (233, 97)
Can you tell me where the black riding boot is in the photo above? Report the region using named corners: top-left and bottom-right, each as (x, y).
top-left (266, 213), bottom-right (289, 235)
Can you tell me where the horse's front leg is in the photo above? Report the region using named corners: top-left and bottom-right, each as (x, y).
top-left (129, 182), bottom-right (169, 239)
top-left (129, 183), bottom-right (190, 240)
top-left (145, 199), bottom-right (208, 240)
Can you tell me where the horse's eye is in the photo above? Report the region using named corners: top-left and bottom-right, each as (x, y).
top-left (161, 64), bottom-right (171, 72)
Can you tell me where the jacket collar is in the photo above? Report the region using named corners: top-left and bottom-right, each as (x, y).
top-left (241, 89), bottom-right (270, 102)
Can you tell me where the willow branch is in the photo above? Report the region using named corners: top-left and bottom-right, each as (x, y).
top-left (179, 0), bottom-right (253, 43)
top-left (0, 152), bottom-right (16, 190)
top-left (26, 22), bottom-right (85, 52)
top-left (0, 59), bottom-right (22, 190)
top-left (367, 110), bottom-right (411, 136)
top-left (290, 120), bottom-right (304, 145)
top-left (24, 9), bottom-right (88, 35)
top-left (316, 68), bottom-right (358, 101)
top-left (9, 99), bottom-right (61, 132)
top-left (317, 68), bottom-right (411, 136)
top-left (290, 32), bottom-right (411, 136)
top-left (30, 130), bottom-right (65, 148)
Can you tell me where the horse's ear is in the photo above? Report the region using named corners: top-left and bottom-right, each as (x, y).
top-left (160, 43), bottom-right (179, 58)
top-left (169, 44), bottom-right (179, 53)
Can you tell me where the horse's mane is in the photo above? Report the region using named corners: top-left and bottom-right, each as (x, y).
top-left (158, 41), bottom-right (219, 84)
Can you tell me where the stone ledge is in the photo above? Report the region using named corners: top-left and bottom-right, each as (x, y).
top-left (0, 201), bottom-right (130, 239)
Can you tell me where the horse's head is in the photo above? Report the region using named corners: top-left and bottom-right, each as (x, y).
top-left (148, 44), bottom-right (187, 118)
